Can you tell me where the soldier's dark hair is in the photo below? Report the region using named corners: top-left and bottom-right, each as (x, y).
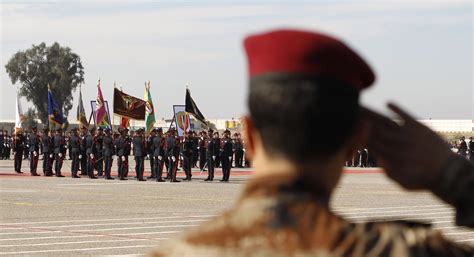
top-left (248, 74), bottom-right (360, 162)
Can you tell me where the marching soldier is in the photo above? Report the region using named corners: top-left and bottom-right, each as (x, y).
top-left (181, 133), bottom-right (194, 181)
top-left (147, 129), bottom-right (157, 179)
top-left (115, 127), bottom-right (128, 180)
top-left (52, 128), bottom-right (65, 177)
top-left (204, 129), bottom-right (216, 181)
top-left (69, 128), bottom-right (81, 178)
top-left (233, 133), bottom-right (244, 168)
top-left (133, 128), bottom-right (146, 181)
top-left (41, 128), bottom-right (52, 176)
top-left (220, 129), bottom-right (233, 182)
top-left (198, 131), bottom-right (207, 171)
top-left (102, 128), bottom-right (114, 180)
top-left (152, 128), bottom-right (166, 182)
top-left (85, 127), bottom-right (98, 179)
top-left (79, 127), bottom-right (88, 175)
top-left (94, 127), bottom-right (104, 176)
top-left (12, 129), bottom-right (25, 174)
top-left (28, 126), bottom-right (40, 176)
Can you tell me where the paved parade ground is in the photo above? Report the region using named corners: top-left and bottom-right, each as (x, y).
top-left (0, 159), bottom-right (472, 256)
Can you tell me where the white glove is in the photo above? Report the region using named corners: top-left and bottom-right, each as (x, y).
top-left (179, 156), bottom-right (183, 160)
top-left (49, 154), bottom-right (53, 158)
top-left (212, 156), bottom-right (216, 160)
top-left (121, 156), bottom-right (125, 161)
top-left (229, 157), bottom-right (232, 161)
top-left (33, 151), bottom-right (37, 157)
top-left (58, 153), bottom-right (62, 158)
top-left (90, 154), bottom-right (94, 159)
top-left (171, 156), bottom-right (176, 162)
top-left (158, 156), bottom-right (163, 161)
top-left (79, 155), bottom-right (82, 159)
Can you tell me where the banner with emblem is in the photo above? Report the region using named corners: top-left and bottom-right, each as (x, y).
top-left (173, 105), bottom-right (190, 137)
top-left (113, 88), bottom-right (146, 120)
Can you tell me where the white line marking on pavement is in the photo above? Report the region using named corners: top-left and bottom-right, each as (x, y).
top-left (0, 244), bottom-right (157, 255)
top-left (0, 214), bottom-right (216, 226)
top-left (0, 219), bottom-right (209, 230)
top-left (0, 238), bottom-right (162, 248)
top-left (71, 224), bottom-right (198, 232)
top-left (335, 207), bottom-right (452, 215)
top-left (456, 238), bottom-right (474, 242)
top-left (333, 205), bottom-right (448, 212)
top-left (443, 231), bottom-right (474, 236)
top-left (344, 211), bottom-right (453, 219)
top-left (0, 231), bottom-right (179, 242)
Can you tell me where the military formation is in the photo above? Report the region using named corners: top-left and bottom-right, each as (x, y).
top-left (2, 126), bottom-right (251, 182)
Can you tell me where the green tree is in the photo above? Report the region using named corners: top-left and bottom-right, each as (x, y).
top-left (21, 108), bottom-right (39, 131)
top-left (5, 42), bottom-right (84, 124)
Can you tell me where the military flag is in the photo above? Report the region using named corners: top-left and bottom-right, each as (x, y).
top-left (185, 88), bottom-right (206, 125)
top-left (144, 81), bottom-right (156, 135)
top-left (95, 80), bottom-right (110, 128)
top-left (48, 84), bottom-right (64, 129)
top-left (113, 88), bottom-right (146, 120)
top-left (76, 85), bottom-right (89, 129)
top-left (15, 90), bottom-right (24, 131)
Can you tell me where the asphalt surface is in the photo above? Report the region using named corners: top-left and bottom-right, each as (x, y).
top-left (0, 159), bottom-right (472, 256)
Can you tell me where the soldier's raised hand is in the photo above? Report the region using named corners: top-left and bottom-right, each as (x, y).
top-left (362, 103), bottom-right (455, 190)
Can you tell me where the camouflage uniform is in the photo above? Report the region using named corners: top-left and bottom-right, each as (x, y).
top-left (149, 155), bottom-right (474, 257)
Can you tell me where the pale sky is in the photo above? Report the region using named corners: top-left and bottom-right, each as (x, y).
top-left (0, 0), bottom-right (472, 121)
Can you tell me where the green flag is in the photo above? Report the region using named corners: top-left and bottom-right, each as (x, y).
top-left (144, 81), bottom-right (156, 135)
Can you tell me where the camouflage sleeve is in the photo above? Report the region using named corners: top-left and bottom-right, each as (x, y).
top-left (431, 155), bottom-right (474, 228)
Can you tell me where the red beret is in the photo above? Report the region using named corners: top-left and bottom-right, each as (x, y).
top-left (243, 29), bottom-right (375, 90)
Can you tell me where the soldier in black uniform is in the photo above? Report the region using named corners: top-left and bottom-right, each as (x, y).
top-left (182, 133), bottom-right (194, 181)
top-left (220, 130), bottom-right (233, 182)
top-left (115, 128), bottom-right (127, 180)
top-left (152, 128), bottom-right (166, 182)
top-left (147, 129), bottom-right (156, 179)
top-left (69, 128), bottom-right (81, 178)
top-left (165, 129), bottom-right (176, 179)
top-left (0, 130), bottom-right (4, 160)
top-left (204, 129), bottom-right (216, 181)
top-left (198, 131), bottom-right (207, 171)
top-left (233, 133), bottom-right (244, 168)
top-left (41, 128), bottom-right (52, 176)
top-left (28, 126), bottom-right (40, 176)
top-left (133, 128), bottom-right (146, 181)
top-left (5, 134), bottom-right (12, 160)
top-left (94, 127), bottom-right (104, 176)
top-left (79, 127), bottom-right (88, 175)
top-left (52, 128), bottom-right (65, 177)
top-left (469, 137), bottom-right (474, 163)
top-left (458, 136), bottom-right (467, 157)
top-left (86, 127), bottom-right (98, 179)
top-left (213, 131), bottom-right (221, 168)
top-left (13, 130), bottom-right (25, 174)
top-left (170, 135), bottom-right (181, 182)
top-left (191, 131), bottom-right (199, 168)
top-left (102, 128), bottom-right (114, 180)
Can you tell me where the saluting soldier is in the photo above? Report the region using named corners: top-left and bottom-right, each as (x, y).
top-left (181, 133), bottom-right (194, 181)
top-left (86, 127), bottom-right (98, 179)
top-left (204, 129), bottom-right (216, 181)
top-left (52, 128), bottom-right (65, 177)
top-left (149, 28), bottom-right (474, 257)
top-left (102, 128), bottom-right (114, 180)
top-left (28, 126), bottom-right (40, 176)
top-left (69, 128), bottom-right (81, 178)
top-left (12, 129), bottom-right (25, 174)
top-left (133, 128), bottom-right (146, 181)
top-left (220, 129), bottom-right (233, 182)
